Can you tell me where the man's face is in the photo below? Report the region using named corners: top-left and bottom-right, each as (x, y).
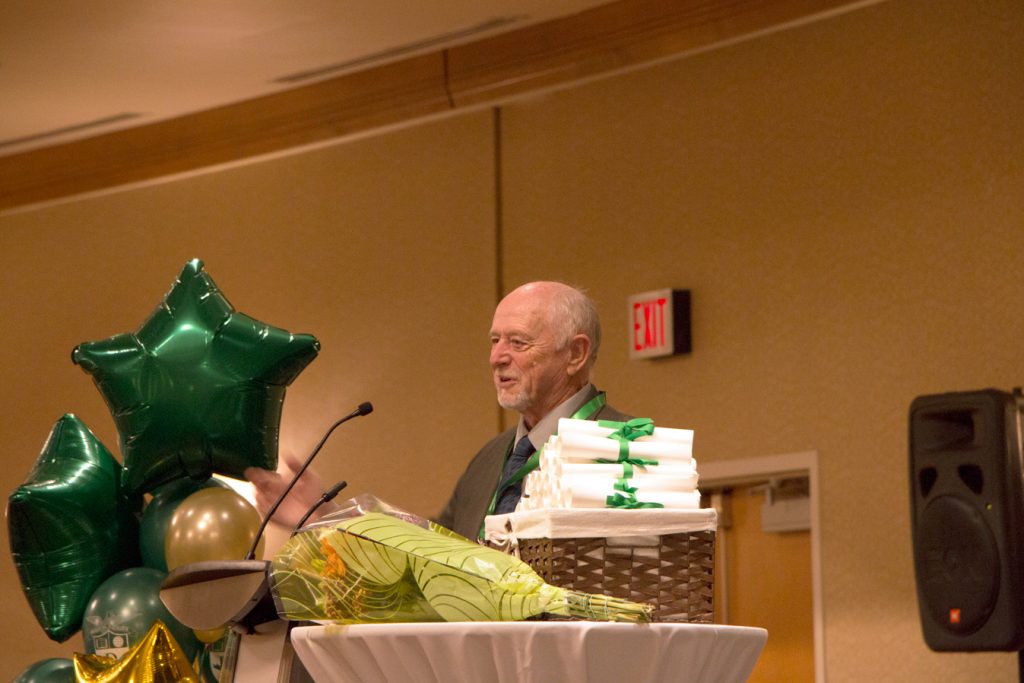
top-left (489, 286), bottom-right (574, 428)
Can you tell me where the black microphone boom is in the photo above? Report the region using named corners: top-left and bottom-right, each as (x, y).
top-left (245, 402), bottom-right (373, 560)
top-left (292, 480), bottom-right (348, 534)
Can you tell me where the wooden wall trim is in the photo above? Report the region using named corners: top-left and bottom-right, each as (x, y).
top-left (447, 0), bottom-right (873, 105)
top-left (0, 0), bottom-right (877, 213)
top-left (0, 54), bottom-right (452, 212)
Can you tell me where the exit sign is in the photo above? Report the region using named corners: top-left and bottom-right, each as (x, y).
top-left (628, 289), bottom-right (691, 359)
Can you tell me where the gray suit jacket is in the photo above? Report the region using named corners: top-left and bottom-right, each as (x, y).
top-left (436, 390), bottom-right (630, 539)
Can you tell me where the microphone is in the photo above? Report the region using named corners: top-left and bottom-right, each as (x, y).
top-left (291, 480), bottom-right (348, 534)
top-left (245, 402), bottom-right (373, 560)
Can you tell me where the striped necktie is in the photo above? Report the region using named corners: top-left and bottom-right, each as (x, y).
top-left (493, 435), bottom-right (535, 514)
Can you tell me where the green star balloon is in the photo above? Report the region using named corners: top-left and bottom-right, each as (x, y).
top-left (7, 414), bottom-right (141, 642)
top-left (72, 259), bottom-right (320, 497)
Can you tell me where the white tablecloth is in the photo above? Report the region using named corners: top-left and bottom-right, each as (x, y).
top-left (290, 621), bottom-right (767, 683)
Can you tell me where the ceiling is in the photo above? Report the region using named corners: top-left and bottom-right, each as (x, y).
top-left (0, 1), bottom-right (612, 157)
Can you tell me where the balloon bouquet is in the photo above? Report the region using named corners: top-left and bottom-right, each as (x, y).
top-left (8, 259), bottom-right (319, 683)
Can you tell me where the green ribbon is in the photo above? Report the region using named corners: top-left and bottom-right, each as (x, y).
top-left (604, 476), bottom-right (665, 510)
top-left (594, 417), bottom-right (658, 468)
top-left (598, 417), bottom-right (655, 441)
top-left (595, 454), bottom-right (660, 467)
top-left (605, 492), bottom-right (665, 510)
top-left (598, 418), bottom-right (664, 509)
top-left (613, 479), bottom-right (636, 495)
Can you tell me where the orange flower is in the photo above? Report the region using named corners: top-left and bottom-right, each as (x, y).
top-left (320, 535), bottom-right (347, 579)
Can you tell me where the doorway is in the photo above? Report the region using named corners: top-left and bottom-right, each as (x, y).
top-left (700, 451), bottom-right (823, 682)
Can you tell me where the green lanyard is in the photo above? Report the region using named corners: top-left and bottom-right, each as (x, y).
top-left (481, 392), bottom-right (607, 534)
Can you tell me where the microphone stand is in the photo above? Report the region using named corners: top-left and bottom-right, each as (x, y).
top-left (245, 402), bottom-right (373, 560)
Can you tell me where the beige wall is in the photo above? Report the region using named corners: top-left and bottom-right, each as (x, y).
top-left (0, 112), bottom-right (500, 675)
top-left (2, 0), bottom-right (1022, 680)
top-left (498, 1), bottom-right (1024, 680)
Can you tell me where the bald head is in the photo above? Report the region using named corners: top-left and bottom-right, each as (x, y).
top-left (506, 282), bottom-right (601, 366)
top-left (488, 281), bottom-right (601, 427)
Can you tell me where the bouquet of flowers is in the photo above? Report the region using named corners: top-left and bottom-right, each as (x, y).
top-left (270, 495), bottom-right (652, 624)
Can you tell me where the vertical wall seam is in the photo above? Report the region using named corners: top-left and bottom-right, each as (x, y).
top-left (493, 106), bottom-right (505, 432)
top-left (441, 50), bottom-right (456, 109)
top-left (493, 106), bottom-right (504, 304)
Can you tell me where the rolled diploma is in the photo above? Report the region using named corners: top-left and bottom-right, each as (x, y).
top-left (543, 448), bottom-right (699, 475)
top-left (562, 481), bottom-right (702, 509)
top-left (534, 470), bottom-right (554, 509)
top-left (539, 446), bottom-right (562, 471)
top-left (520, 472), bottom-right (537, 510)
top-left (559, 470), bottom-right (697, 492)
top-left (558, 432), bottom-right (692, 463)
top-left (557, 417), bottom-right (694, 445)
top-left (628, 489), bottom-right (702, 509)
top-left (559, 462), bottom-right (696, 479)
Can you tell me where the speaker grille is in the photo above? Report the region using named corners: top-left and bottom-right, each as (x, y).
top-left (916, 495), bottom-right (999, 634)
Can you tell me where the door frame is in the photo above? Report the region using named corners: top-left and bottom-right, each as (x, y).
top-left (700, 450), bottom-right (824, 682)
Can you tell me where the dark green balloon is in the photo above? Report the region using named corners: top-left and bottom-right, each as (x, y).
top-left (7, 415), bottom-right (141, 642)
top-left (72, 259), bottom-right (320, 497)
top-left (12, 658), bottom-right (75, 683)
top-left (139, 476), bottom-right (228, 571)
top-left (82, 566), bottom-right (201, 664)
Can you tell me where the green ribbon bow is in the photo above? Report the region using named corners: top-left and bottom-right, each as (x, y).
top-left (595, 417), bottom-right (659, 467)
top-left (613, 479), bottom-right (637, 495)
top-left (598, 418), bottom-right (656, 441)
top-left (605, 478), bottom-right (665, 509)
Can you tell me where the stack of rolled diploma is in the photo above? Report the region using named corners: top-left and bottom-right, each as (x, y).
top-left (519, 417), bottom-right (699, 510)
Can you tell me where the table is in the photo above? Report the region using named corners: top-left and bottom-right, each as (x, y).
top-left (290, 621), bottom-right (767, 683)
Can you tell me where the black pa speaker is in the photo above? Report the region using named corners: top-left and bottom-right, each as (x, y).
top-left (909, 389), bottom-right (1024, 651)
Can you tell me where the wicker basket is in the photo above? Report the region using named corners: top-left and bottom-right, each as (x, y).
top-left (486, 510), bottom-right (715, 623)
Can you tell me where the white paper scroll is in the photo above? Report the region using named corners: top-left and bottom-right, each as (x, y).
top-left (521, 473), bottom-right (701, 510)
top-left (564, 488), bottom-right (702, 509)
top-left (558, 463), bottom-right (698, 485)
top-left (555, 432), bottom-right (693, 464)
top-left (556, 417), bottom-right (694, 445)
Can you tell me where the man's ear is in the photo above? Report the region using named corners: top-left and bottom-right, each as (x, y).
top-left (566, 334), bottom-right (591, 376)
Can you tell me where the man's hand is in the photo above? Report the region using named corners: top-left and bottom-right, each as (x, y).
top-left (245, 453), bottom-right (325, 528)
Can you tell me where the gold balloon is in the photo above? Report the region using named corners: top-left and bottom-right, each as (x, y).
top-left (164, 487), bottom-right (263, 570)
top-left (74, 620), bottom-right (198, 683)
top-left (193, 626), bottom-right (226, 644)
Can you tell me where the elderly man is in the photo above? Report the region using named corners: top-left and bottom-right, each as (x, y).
top-left (437, 281), bottom-right (628, 539)
top-left (247, 281), bottom-right (626, 540)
